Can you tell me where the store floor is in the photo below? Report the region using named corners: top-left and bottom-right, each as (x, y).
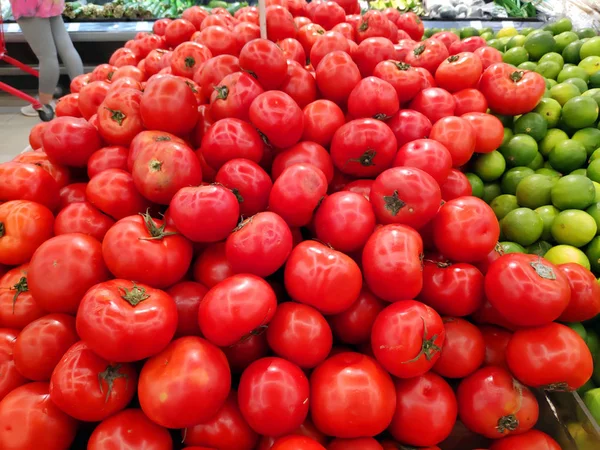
top-left (0, 113), bottom-right (35, 162)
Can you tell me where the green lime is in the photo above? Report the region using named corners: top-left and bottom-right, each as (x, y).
top-left (482, 182), bottom-right (502, 204)
top-left (496, 115), bottom-right (514, 128)
top-left (536, 61), bottom-right (560, 80)
top-left (557, 65), bottom-right (590, 83)
top-left (539, 52), bottom-right (565, 69)
top-left (501, 207), bottom-right (543, 246)
top-left (499, 241), bottom-right (526, 254)
top-left (520, 27), bottom-right (534, 36)
top-left (487, 39), bottom-right (504, 51)
top-left (586, 201), bottom-right (600, 233)
top-left (480, 27), bottom-right (493, 36)
top-left (506, 35), bottom-right (527, 49)
top-left (568, 322), bottom-right (588, 340)
top-left (536, 167), bottom-right (562, 179)
top-left (582, 88), bottom-right (600, 107)
top-left (578, 379), bottom-right (597, 397)
top-left (490, 194), bottom-right (519, 220)
top-left (584, 388), bottom-right (600, 425)
top-left (546, 244), bottom-right (591, 269)
top-left (518, 61), bottom-right (538, 71)
top-left (591, 148), bottom-right (600, 162)
top-left (551, 210), bottom-right (598, 247)
top-left (581, 37), bottom-right (600, 59)
top-left (534, 98), bottom-right (562, 128)
top-left (587, 330), bottom-right (600, 358)
top-left (501, 128), bottom-right (513, 147)
top-left (465, 173), bottom-right (484, 199)
top-left (548, 139), bottom-right (587, 173)
top-left (513, 112), bottom-right (548, 141)
top-left (562, 96), bottom-right (600, 129)
top-left (571, 168), bottom-right (587, 176)
top-left (578, 28), bottom-right (597, 39)
top-left (554, 31), bottom-right (579, 53)
top-left (461, 27), bottom-right (479, 39)
top-left (527, 152), bottom-right (544, 170)
top-left (536, 205), bottom-right (560, 240)
top-left (539, 128), bottom-right (569, 157)
top-left (499, 134), bottom-right (538, 167)
top-left (588, 161), bottom-right (600, 183)
top-left (579, 56), bottom-right (600, 76)
top-left (516, 174), bottom-right (556, 209)
top-left (503, 47), bottom-right (529, 66)
top-left (563, 40), bottom-right (584, 64)
top-left (573, 128), bottom-right (600, 157)
top-left (550, 82), bottom-right (581, 105)
top-left (481, 32), bottom-right (494, 41)
top-left (473, 151), bottom-right (506, 182)
top-left (524, 31), bottom-right (556, 61)
top-left (549, 18), bottom-right (573, 35)
top-left (590, 71), bottom-right (600, 88)
top-left (547, 78), bottom-right (558, 88)
top-left (563, 77), bottom-right (589, 93)
top-left (497, 27), bottom-right (518, 39)
top-left (594, 182), bottom-right (600, 202)
top-left (501, 167), bottom-right (535, 195)
top-left (586, 236), bottom-right (600, 272)
top-left (527, 240), bottom-right (553, 256)
top-left (551, 174), bottom-right (596, 210)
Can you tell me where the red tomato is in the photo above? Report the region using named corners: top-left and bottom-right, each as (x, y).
top-left (431, 31), bottom-right (460, 49)
top-left (435, 52), bottom-right (483, 92)
top-left (372, 61), bottom-right (424, 104)
top-left (182, 6), bottom-right (208, 29)
top-left (0, 264), bottom-right (45, 330)
top-left (371, 167), bottom-right (442, 229)
top-left (141, 74), bottom-right (198, 136)
top-left (266, 302), bottom-right (333, 369)
top-left (302, 99), bottom-right (345, 147)
top-left (139, 336), bottom-right (231, 428)
top-left (201, 118), bottom-right (264, 170)
top-left (328, 438), bottom-right (382, 450)
top-left (55, 93), bottom-right (82, 117)
top-left (87, 145), bottom-right (128, 178)
top-left (440, 168), bottom-right (472, 199)
top-left (387, 109), bottom-right (432, 148)
top-left (489, 430), bottom-right (561, 450)
top-left (109, 48), bottom-right (138, 67)
top-left (184, 391), bottom-right (258, 450)
top-left (284, 241), bottom-right (362, 314)
top-left (485, 254), bottom-right (570, 327)
top-left (419, 259), bottom-right (484, 316)
top-left (144, 49), bottom-right (171, 77)
top-left (557, 263), bottom-right (600, 322)
top-left (457, 366), bottom-right (539, 439)
top-left (192, 242), bottom-right (235, 288)
top-left (396, 12), bottom-right (423, 40)
top-left (76, 280), bottom-right (177, 362)
top-left (13, 313), bottom-right (77, 381)
top-left (240, 39), bottom-right (288, 90)
top-left (266, 5), bottom-right (297, 39)
top-left (355, 10), bottom-right (391, 43)
top-left (280, 60), bottom-right (318, 109)
top-left (194, 54), bottom-right (240, 101)
top-left (0, 329), bottom-right (27, 400)
top-left (371, 300), bottom-right (445, 378)
top-left (479, 63), bottom-right (546, 116)
top-left (239, 357), bottom-right (310, 436)
top-left (70, 73), bottom-right (90, 93)
top-left (89, 409), bottom-right (172, 450)
top-left (278, 37), bottom-right (306, 65)
top-left (297, 23), bottom-right (326, 55)
top-left (0, 382), bottom-right (78, 450)
top-left (226, 212), bottom-right (293, 277)
top-left (97, 88), bottom-right (144, 147)
top-left (433, 197), bottom-right (500, 263)
top-left (461, 112), bottom-right (505, 154)
top-left (210, 72), bottom-right (264, 122)
top-left (352, 37), bottom-right (396, 78)
top-left (362, 224), bottom-right (423, 302)
top-left (330, 118), bottom-right (397, 178)
top-left (449, 36), bottom-right (486, 55)
top-left (405, 38), bottom-right (449, 74)
top-left (312, 1), bottom-right (344, 30)
top-left (249, 91), bottom-right (304, 149)
top-left (310, 352), bottom-right (396, 438)
top-left (347, 76), bottom-right (399, 120)
top-left (475, 46), bottom-right (503, 69)
top-left (78, 80), bottom-right (110, 120)
top-left (42, 116), bottom-right (102, 167)
top-left (329, 288), bottom-right (385, 345)
top-left (272, 141), bottom-right (334, 183)
top-left (433, 317), bottom-right (485, 378)
top-left (58, 182), bottom-right (88, 211)
top-left (165, 18), bottom-right (196, 47)
top-left (170, 184), bottom-right (240, 243)
top-left (507, 322), bottom-right (593, 390)
top-left (410, 87), bottom-right (456, 123)
top-left (166, 282), bottom-right (207, 338)
top-left (392, 138), bottom-right (452, 185)
top-left (269, 164), bottom-right (328, 227)
top-left (480, 325), bottom-right (512, 370)
top-left (49, 341), bottom-right (137, 421)
top-left (472, 299), bottom-right (520, 332)
top-left (223, 333), bottom-right (269, 374)
top-left (453, 88), bottom-right (488, 115)
top-left (198, 274), bottom-right (277, 347)
top-left (13, 151), bottom-right (70, 189)
top-left (315, 51), bottom-right (362, 105)
top-left (235, 22), bottom-right (261, 49)
top-left (170, 41), bottom-right (212, 78)
top-left (272, 436), bottom-right (326, 450)
top-left (389, 372), bottom-right (456, 446)
top-left (102, 213), bottom-right (193, 288)
top-left (54, 201), bottom-right (114, 242)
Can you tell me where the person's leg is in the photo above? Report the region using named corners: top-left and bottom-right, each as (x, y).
top-left (16, 17), bottom-right (59, 107)
top-left (49, 16), bottom-right (84, 80)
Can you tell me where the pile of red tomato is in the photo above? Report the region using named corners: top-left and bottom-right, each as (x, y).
top-left (0, 1), bottom-right (598, 449)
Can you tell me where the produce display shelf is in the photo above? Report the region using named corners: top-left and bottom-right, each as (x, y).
top-left (1, 18), bottom-right (544, 43)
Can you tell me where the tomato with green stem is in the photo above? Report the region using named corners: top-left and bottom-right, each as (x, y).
top-left (194, 54), bottom-right (240, 102)
top-left (405, 38), bottom-right (449, 74)
top-left (97, 88), bottom-right (144, 147)
top-left (249, 91), bottom-right (304, 149)
top-left (347, 76), bottom-right (399, 120)
top-left (239, 39), bottom-right (288, 90)
top-left (373, 61), bottom-right (424, 104)
top-left (0, 264), bottom-right (45, 330)
top-left (210, 72), bottom-right (264, 122)
top-left (170, 41), bottom-right (212, 78)
top-left (435, 52), bottom-right (483, 92)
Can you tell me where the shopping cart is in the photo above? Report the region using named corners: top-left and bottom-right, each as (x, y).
top-left (0, 13), bottom-right (54, 121)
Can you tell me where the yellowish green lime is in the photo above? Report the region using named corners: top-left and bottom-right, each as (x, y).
top-left (550, 82), bottom-right (581, 105)
top-left (513, 112), bottom-right (548, 141)
top-left (482, 182), bottom-right (502, 204)
top-left (546, 244), bottom-right (591, 269)
top-left (572, 128), bottom-right (600, 156)
top-left (551, 174), bottom-right (596, 210)
top-left (473, 151), bottom-right (506, 182)
top-left (490, 194), bottom-right (519, 220)
top-left (516, 174), bottom-right (556, 209)
top-left (501, 207), bottom-right (544, 246)
top-left (536, 205), bottom-right (560, 240)
top-left (501, 167), bottom-right (535, 195)
top-left (548, 139), bottom-right (587, 173)
top-left (465, 173), bottom-right (484, 199)
top-left (562, 96), bottom-right (599, 128)
top-left (551, 209), bottom-right (598, 247)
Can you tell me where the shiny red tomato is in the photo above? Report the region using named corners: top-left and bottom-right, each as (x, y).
top-left (76, 279), bottom-right (177, 362)
top-left (249, 91), bottom-right (304, 149)
top-left (458, 366), bottom-right (539, 439)
top-left (453, 88), bottom-right (488, 115)
top-left (139, 336), bottom-right (230, 428)
top-left (280, 60), bottom-right (318, 109)
top-left (329, 288), bottom-right (386, 345)
top-left (506, 323), bottom-right (593, 390)
top-left (347, 76), bottom-right (399, 120)
top-left (396, 12), bottom-right (423, 40)
top-left (166, 281), bottom-right (207, 338)
top-left (557, 263), bottom-right (600, 322)
top-left (240, 39), bottom-right (287, 90)
top-left (410, 87), bottom-right (456, 124)
top-left (109, 47), bottom-right (138, 67)
top-left (430, 116), bottom-right (477, 166)
top-left (372, 300), bottom-right (445, 378)
top-left (389, 372), bottom-right (456, 446)
top-left (433, 317), bottom-right (485, 378)
top-left (128, 129), bottom-right (186, 170)
top-left (302, 99), bottom-right (345, 147)
top-left (272, 436), bottom-right (326, 450)
top-left (210, 72), bottom-right (264, 122)
top-left (87, 145), bottom-right (129, 178)
top-left (235, 22), bottom-right (261, 49)
top-left (480, 325), bottom-right (512, 370)
top-left (58, 182), bottom-right (87, 211)
top-left (440, 168), bottom-right (472, 200)
top-left (0, 329), bottom-right (27, 400)
top-left (372, 61), bottom-right (424, 104)
top-left (474, 46), bottom-right (503, 69)
top-left (164, 18), bottom-right (196, 47)
top-left (272, 141), bottom-right (334, 184)
top-left (170, 41), bottom-right (212, 78)
top-left (70, 73), bottom-right (90, 93)
top-left (0, 264), bottom-right (45, 330)
top-left (278, 37), bottom-right (306, 65)
top-left (285, 241), bottom-right (362, 314)
top-left (489, 430), bottom-right (561, 450)
top-left (13, 151), bottom-right (70, 189)
top-left (355, 10), bottom-right (392, 42)
top-left (479, 63), bottom-right (546, 116)
top-left (311, 1), bottom-right (344, 31)
top-left (55, 93), bottom-right (82, 117)
top-left (297, 23), bottom-right (326, 54)
top-left (405, 38), bottom-right (449, 73)
top-left (78, 80), bottom-right (110, 119)
top-left (310, 352), bottom-right (396, 438)
top-left (352, 37), bottom-right (395, 78)
top-left (435, 52), bottom-right (483, 92)
top-left (315, 51), bottom-right (361, 105)
top-left (223, 333), bottom-right (269, 374)
top-left (387, 109), bottom-right (432, 149)
top-left (362, 224), bottom-right (423, 302)
top-left (392, 138), bottom-right (452, 185)
top-left (265, 4), bottom-right (297, 39)
top-left (201, 118), bottom-right (264, 170)
top-left (0, 382), bottom-right (78, 450)
top-left (184, 391), bottom-right (258, 450)
top-left (461, 112), bottom-right (505, 154)
top-left (41, 116), bottom-right (102, 167)
top-left (485, 254), bottom-right (570, 327)
top-left (97, 88), bottom-right (144, 147)
top-left (194, 54), bottom-right (240, 101)
top-left (449, 36), bottom-right (486, 55)
top-left (192, 242), bottom-right (235, 288)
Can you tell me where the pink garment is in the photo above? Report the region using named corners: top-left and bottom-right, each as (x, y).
top-left (9, 0), bottom-right (64, 20)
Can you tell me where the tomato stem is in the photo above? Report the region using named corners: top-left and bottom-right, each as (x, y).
top-left (104, 107), bottom-right (126, 126)
top-left (383, 190), bottom-right (406, 216)
top-left (0, 222), bottom-right (4, 238)
top-left (542, 382), bottom-right (570, 391)
top-left (393, 62), bottom-right (411, 71)
top-left (138, 210), bottom-right (177, 241)
top-left (413, 44), bottom-right (426, 56)
top-left (257, 130), bottom-right (272, 147)
top-left (373, 113), bottom-right (391, 121)
top-left (184, 56), bottom-right (196, 68)
top-left (10, 277), bottom-right (28, 314)
top-left (98, 364), bottom-right (129, 403)
top-left (107, 71), bottom-right (114, 81)
top-left (510, 71), bottom-right (525, 83)
top-left (358, 20), bottom-right (368, 32)
top-left (234, 215), bottom-right (252, 232)
top-left (447, 55), bottom-right (460, 63)
top-left (154, 135), bottom-right (172, 142)
top-left (402, 317), bottom-right (441, 364)
top-left (214, 85), bottom-right (229, 100)
top-left (530, 259), bottom-right (556, 280)
top-left (349, 149), bottom-right (377, 167)
top-left (119, 283), bottom-right (150, 306)
top-left (185, 81), bottom-right (198, 94)
top-left (496, 414), bottom-right (519, 434)
top-left (231, 188), bottom-right (244, 204)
